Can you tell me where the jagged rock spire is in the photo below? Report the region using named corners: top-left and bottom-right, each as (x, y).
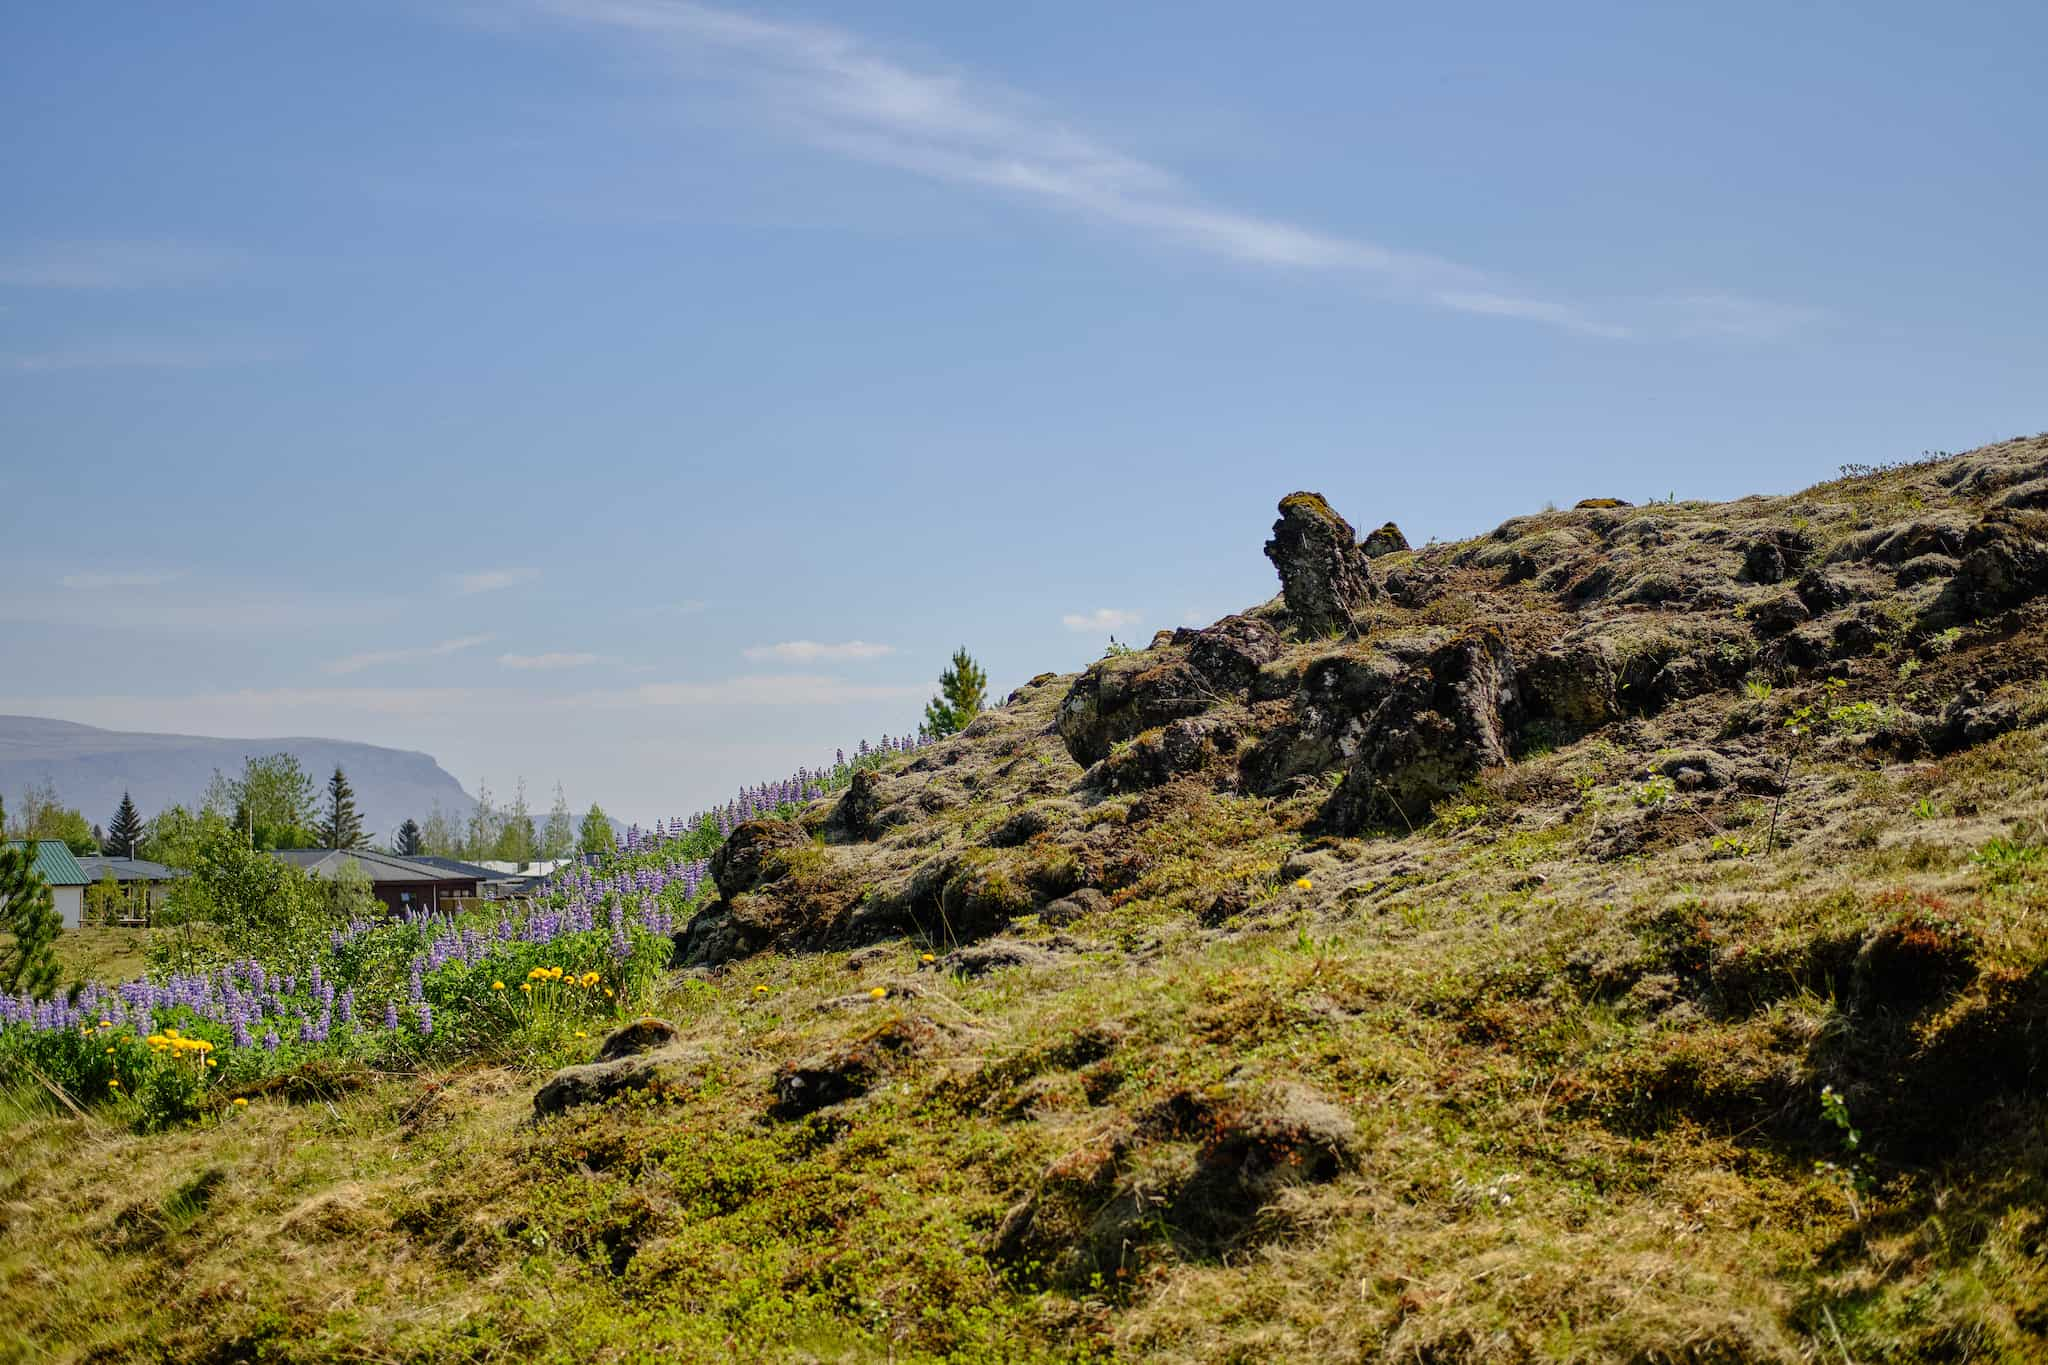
top-left (1263, 492), bottom-right (1378, 636)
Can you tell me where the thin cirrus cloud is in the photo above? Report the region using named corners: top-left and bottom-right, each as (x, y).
top-left (59, 570), bottom-right (181, 590)
top-left (742, 640), bottom-right (894, 663)
top-left (450, 567), bottom-right (540, 595)
top-left (500, 651), bottom-right (604, 670)
top-left (0, 240), bottom-right (244, 290)
top-left (324, 634), bottom-right (493, 676)
top-left (1063, 608), bottom-right (1142, 633)
top-left (522, 0), bottom-right (1641, 338)
top-left (574, 674), bottom-right (927, 708)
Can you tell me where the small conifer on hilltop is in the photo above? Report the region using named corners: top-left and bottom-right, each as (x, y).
top-left (923, 647), bottom-right (988, 738)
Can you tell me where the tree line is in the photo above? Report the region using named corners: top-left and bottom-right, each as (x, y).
top-left (5, 757), bottom-right (609, 869)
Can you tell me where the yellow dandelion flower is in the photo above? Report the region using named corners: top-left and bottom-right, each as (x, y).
top-left (921, 953), bottom-right (936, 963)
top-left (603, 988), bottom-right (614, 998)
top-left (206, 1058), bottom-right (217, 1068)
top-left (575, 1031), bottom-right (588, 1039)
top-left (105, 1046), bottom-right (115, 1054)
top-left (233, 1097), bottom-right (248, 1107)
top-left (1295, 877), bottom-right (1313, 891)
top-left (549, 966), bottom-right (564, 979)
top-left (754, 985), bottom-right (768, 994)
top-left (869, 987), bottom-right (888, 1000)
top-left (520, 982), bottom-right (533, 993)
top-left (99, 1019), bottom-right (111, 1028)
top-left (108, 1079), bottom-right (120, 1089)
top-left (492, 981), bottom-right (505, 991)
top-left (165, 1028), bottom-right (180, 1039)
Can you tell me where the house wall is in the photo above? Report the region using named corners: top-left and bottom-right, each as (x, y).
top-left (54, 885), bottom-right (83, 930)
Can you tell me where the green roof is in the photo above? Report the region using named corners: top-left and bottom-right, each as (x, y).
top-left (4, 840), bottom-right (89, 886)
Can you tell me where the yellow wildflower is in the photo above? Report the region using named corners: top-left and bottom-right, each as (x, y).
top-left (99, 1019), bottom-right (111, 1028)
top-left (754, 985), bottom-right (768, 994)
top-left (549, 966), bottom-right (564, 980)
top-left (869, 987), bottom-right (888, 1000)
top-left (521, 983), bottom-right (533, 993)
top-left (206, 1058), bottom-right (217, 1068)
top-left (492, 981), bottom-right (505, 991)
top-left (574, 1031), bottom-right (588, 1039)
top-left (921, 953), bottom-right (936, 963)
top-left (105, 1046), bottom-right (115, 1054)
top-left (165, 1028), bottom-right (179, 1039)
top-left (1295, 877), bottom-right (1313, 891)
top-left (233, 1097), bottom-right (248, 1107)
top-left (603, 988), bottom-right (614, 998)
top-left (108, 1079), bottom-right (119, 1089)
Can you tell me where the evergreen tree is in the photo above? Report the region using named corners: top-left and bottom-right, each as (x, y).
top-left (104, 791), bottom-right (144, 857)
top-left (923, 646), bottom-right (988, 737)
top-left (317, 765), bottom-right (365, 849)
top-left (0, 841), bottom-right (62, 1000)
top-left (579, 804), bottom-right (614, 859)
top-left (393, 818), bottom-right (425, 857)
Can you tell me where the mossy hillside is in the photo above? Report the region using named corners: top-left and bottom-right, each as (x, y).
top-left (6, 436), bottom-right (2048, 1361)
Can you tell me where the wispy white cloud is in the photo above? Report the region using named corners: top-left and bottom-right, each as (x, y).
top-left (1063, 607), bottom-right (1142, 633)
top-left (451, 567), bottom-right (540, 595)
top-left (59, 570), bottom-right (181, 590)
top-left (3, 341), bottom-right (266, 373)
top-left (0, 241), bottom-right (244, 290)
top-left (1656, 292), bottom-right (1828, 341)
top-left (500, 651), bottom-right (604, 670)
top-left (742, 639), bottom-right (894, 663)
top-left (325, 634), bottom-right (493, 676)
top-left (523, 0), bottom-right (1629, 336)
top-left (573, 673), bottom-right (927, 707)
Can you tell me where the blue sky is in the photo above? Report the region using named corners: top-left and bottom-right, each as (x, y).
top-left (2, 0), bottom-right (2042, 826)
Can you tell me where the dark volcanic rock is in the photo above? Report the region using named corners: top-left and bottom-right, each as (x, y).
top-left (1935, 511), bottom-right (2048, 621)
top-left (1056, 656), bottom-right (1212, 765)
top-left (1263, 492), bottom-right (1377, 636)
top-left (828, 770), bottom-right (887, 841)
top-left (1524, 637), bottom-right (1620, 725)
top-left (1321, 629), bottom-right (1519, 830)
top-left (1187, 615), bottom-right (1283, 691)
top-left (1362, 521), bottom-right (1410, 558)
top-left (710, 819), bottom-right (811, 898)
top-left (534, 1045), bottom-right (705, 1116)
top-left (595, 1017), bottom-right (678, 1062)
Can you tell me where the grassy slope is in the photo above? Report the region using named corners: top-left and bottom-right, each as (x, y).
top-left (6, 442), bottom-right (2048, 1363)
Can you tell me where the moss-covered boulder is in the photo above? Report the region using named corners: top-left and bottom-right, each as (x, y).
top-left (1263, 491), bottom-right (1377, 636)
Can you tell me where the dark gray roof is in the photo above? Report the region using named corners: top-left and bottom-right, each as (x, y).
top-left (267, 848), bottom-right (478, 884)
top-left (406, 855), bottom-right (514, 880)
top-left (76, 855), bottom-right (186, 883)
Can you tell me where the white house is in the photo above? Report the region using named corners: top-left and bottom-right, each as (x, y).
top-left (4, 840), bottom-right (89, 930)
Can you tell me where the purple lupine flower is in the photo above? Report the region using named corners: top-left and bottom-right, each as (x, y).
top-left (262, 1030), bottom-right (280, 1051)
top-left (384, 1001), bottom-right (399, 1030)
top-left (417, 1002), bottom-right (433, 1037)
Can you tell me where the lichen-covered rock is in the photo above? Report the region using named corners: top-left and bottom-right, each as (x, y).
top-left (672, 894), bottom-right (777, 969)
top-left (1320, 629), bottom-right (1519, 830)
top-left (1574, 497), bottom-right (1633, 509)
top-left (710, 818), bottom-right (811, 899)
top-left (1524, 637), bottom-right (1620, 725)
top-left (1939, 510), bottom-right (2048, 619)
top-left (1056, 655), bottom-right (1211, 765)
top-left (770, 1015), bottom-right (939, 1118)
top-left (534, 1045), bottom-right (705, 1116)
top-left (828, 770), bottom-right (886, 841)
top-left (1740, 528), bottom-right (1813, 584)
top-left (1094, 715), bottom-right (1243, 792)
top-left (1263, 492), bottom-right (1377, 636)
top-left (936, 939), bottom-right (1057, 977)
top-left (1042, 887), bottom-right (1108, 926)
top-left (595, 1017), bottom-right (678, 1063)
top-left (1186, 614), bottom-right (1283, 691)
top-left (1362, 521), bottom-right (1410, 558)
